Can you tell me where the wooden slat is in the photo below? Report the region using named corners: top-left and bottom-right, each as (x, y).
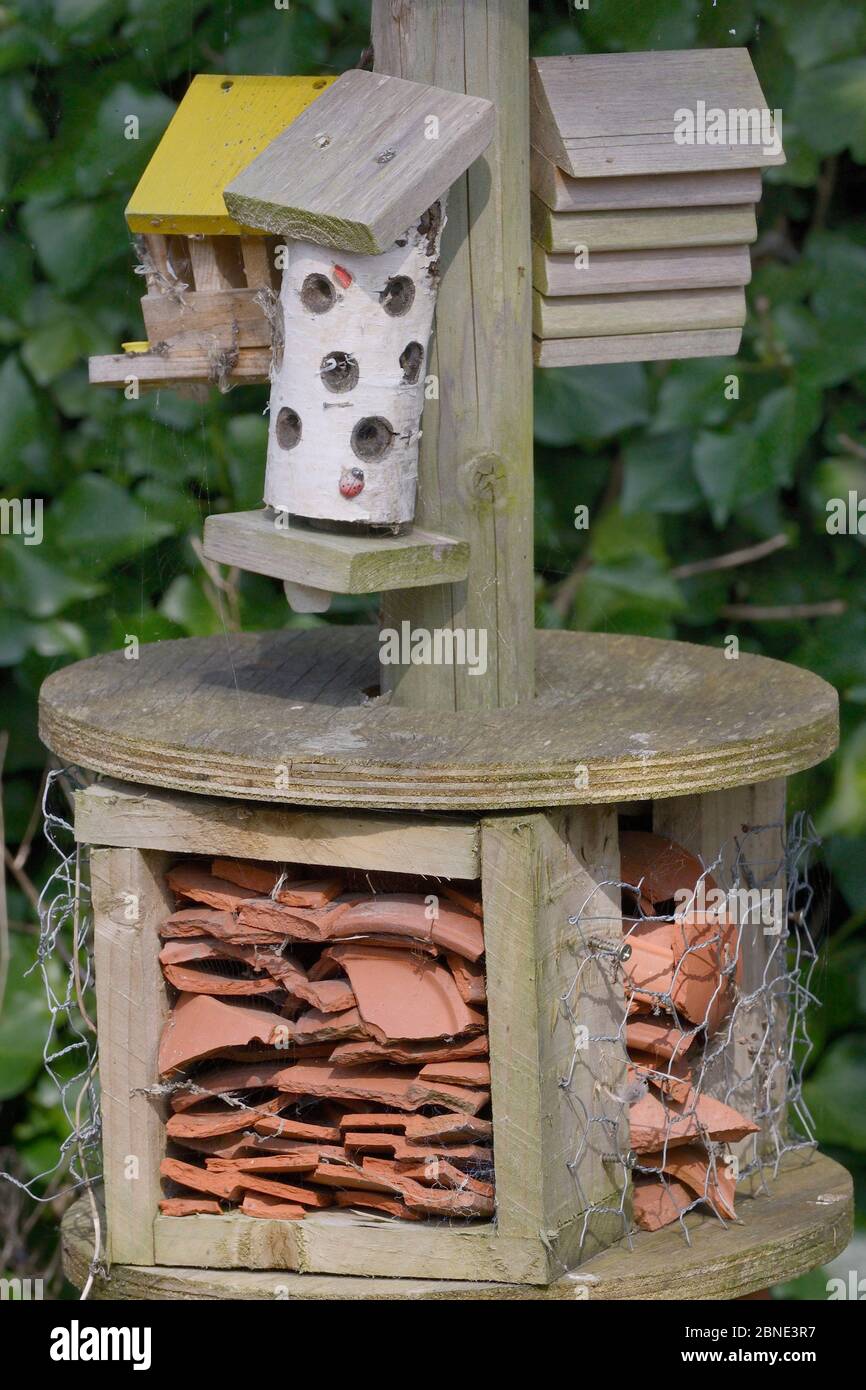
top-left (373, 0), bottom-right (535, 711)
top-left (91, 847), bottom-right (173, 1265)
top-left (141, 289), bottom-right (271, 350)
top-left (532, 196), bottom-right (758, 253)
top-left (239, 236), bottom-right (277, 290)
top-left (187, 237), bottom-right (244, 293)
top-left (530, 149), bottom-right (762, 213)
top-left (533, 286), bottom-right (747, 340)
top-left (62, 1153), bottom-right (854, 1299)
top-left (532, 243), bottom-right (751, 297)
top-left (533, 329), bottom-right (742, 368)
top-left (224, 68), bottom-right (494, 255)
top-left (530, 50), bottom-right (784, 178)
top-left (88, 347), bottom-right (270, 390)
top-left (202, 509), bottom-right (470, 595)
top-left (75, 782), bottom-right (480, 880)
top-left (126, 75), bottom-right (335, 236)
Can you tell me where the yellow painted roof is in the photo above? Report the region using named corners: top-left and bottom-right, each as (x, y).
top-left (126, 74), bottom-right (335, 236)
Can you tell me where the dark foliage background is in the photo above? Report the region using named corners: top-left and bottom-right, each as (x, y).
top-left (1, 0), bottom-right (864, 1296)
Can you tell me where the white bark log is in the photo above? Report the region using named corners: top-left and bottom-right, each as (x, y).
top-left (264, 203), bottom-right (445, 528)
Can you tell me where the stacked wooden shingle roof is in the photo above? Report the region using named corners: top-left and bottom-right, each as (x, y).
top-left (530, 49), bottom-right (784, 367)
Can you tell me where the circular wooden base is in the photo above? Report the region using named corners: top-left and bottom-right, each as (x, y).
top-left (62, 1154), bottom-right (851, 1301)
top-left (40, 629), bottom-right (837, 810)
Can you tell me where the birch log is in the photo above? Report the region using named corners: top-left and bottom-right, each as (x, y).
top-left (265, 205), bottom-right (445, 529)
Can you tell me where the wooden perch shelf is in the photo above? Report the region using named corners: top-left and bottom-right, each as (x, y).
top-left (202, 510), bottom-right (469, 595)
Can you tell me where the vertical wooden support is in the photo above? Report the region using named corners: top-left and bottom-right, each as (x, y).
top-left (653, 780), bottom-right (788, 1166)
top-left (92, 847), bottom-right (173, 1264)
top-left (239, 236), bottom-right (277, 290)
top-left (187, 236), bottom-right (244, 292)
top-left (482, 807), bottom-right (626, 1274)
top-left (373, 0), bottom-right (535, 710)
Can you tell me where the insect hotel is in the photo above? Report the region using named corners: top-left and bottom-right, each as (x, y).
top-left (49, 2), bottom-right (851, 1301)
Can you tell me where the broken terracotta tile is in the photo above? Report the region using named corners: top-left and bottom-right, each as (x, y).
top-left (403, 1113), bottom-right (493, 1145)
top-left (167, 863), bottom-right (262, 912)
top-left (342, 1133), bottom-right (492, 1166)
top-left (308, 937), bottom-right (438, 980)
top-left (251, 1114), bottom-right (342, 1143)
top-left (166, 1095), bottom-right (288, 1140)
top-left (240, 1192), bottom-right (307, 1220)
top-left (360, 1160), bottom-right (495, 1219)
top-left (296, 977), bottom-right (356, 1014)
top-left (161, 961), bottom-right (283, 997)
top-left (333, 1190), bottom-right (420, 1220)
top-left (172, 1133), bottom-right (261, 1159)
top-left (394, 1156), bottom-right (494, 1199)
top-left (169, 1060), bottom-right (287, 1111)
top-left (639, 1144), bottom-right (736, 1219)
top-left (328, 946), bottom-right (484, 1043)
top-left (161, 907), bottom-right (286, 946)
top-left (626, 1015), bottom-right (699, 1061)
top-left (158, 1197), bottom-right (223, 1217)
top-left (290, 1005), bottom-right (368, 1044)
top-left (445, 952), bottom-right (487, 1005)
top-left (329, 1035), bottom-right (488, 1067)
top-left (629, 1089), bottom-right (758, 1154)
top-left (309, 1160), bottom-right (402, 1193)
top-left (160, 1156), bottom-right (245, 1202)
top-left (211, 859), bottom-right (344, 907)
top-left (417, 1061), bottom-right (491, 1088)
top-left (632, 1176), bottom-right (697, 1232)
top-left (238, 1173), bottom-right (332, 1207)
top-left (405, 1076), bottom-right (490, 1114)
top-left (336, 1113), bottom-right (408, 1132)
top-left (442, 883), bottom-right (483, 919)
top-left (236, 896), bottom-right (358, 940)
top-left (159, 993), bottom-right (287, 1074)
top-left (205, 1153), bottom-right (319, 1174)
top-left (620, 832), bottom-right (713, 909)
top-left (628, 1052), bottom-right (692, 1104)
top-left (333, 894), bottom-right (484, 961)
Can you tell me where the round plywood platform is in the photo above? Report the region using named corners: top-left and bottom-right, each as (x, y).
top-left (40, 628), bottom-right (837, 810)
top-left (61, 1154), bottom-right (852, 1300)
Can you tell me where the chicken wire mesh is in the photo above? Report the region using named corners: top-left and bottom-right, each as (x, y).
top-left (562, 813), bottom-right (821, 1255)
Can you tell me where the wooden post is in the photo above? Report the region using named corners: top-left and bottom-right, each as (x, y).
top-left (372, 0), bottom-right (535, 710)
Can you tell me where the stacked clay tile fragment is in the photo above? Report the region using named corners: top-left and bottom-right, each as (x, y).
top-left (157, 858), bottom-right (493, 1222)
top-left (619, 832), bottom-right (759, 1232)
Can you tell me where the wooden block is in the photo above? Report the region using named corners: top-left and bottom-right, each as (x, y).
top-left (141, 289), bottom-right (271, 351)
top-left (530, 149), bottom-right (762, 213)
top-left (74, 781), bottom-right (481, 879)
top-left (532, 243), bottom-right (751, 297)
top-left (240, 236), bottom-right (278, 290)
top-left (202, 509), bottom-right (470, 595)
top-left (530, 50), bottom-right (784, 178)
top-left (224, 68), bottom-right (495, 254)
top-left (126, 74), bottom-right (335, 236)
top-left (533, 286), bottom-right (747, 340)
top-left (533, 329), bottom-right (742, 368)
top-left (532, 196), bottom-right (757, 253)
top-left (88, 347), bottom-right (270, 391)
top-left (91, 848), bottom-right (173, 1264)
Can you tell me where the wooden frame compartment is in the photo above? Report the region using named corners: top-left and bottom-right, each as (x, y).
top-left (81, 781), bottom-right (626, 1285)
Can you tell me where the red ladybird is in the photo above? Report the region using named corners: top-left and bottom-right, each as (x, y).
top-left (339, 467), bottom-right (365, 498)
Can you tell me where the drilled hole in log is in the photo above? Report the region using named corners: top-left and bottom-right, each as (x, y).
top-left (300, 273), bottom-right (337, 314)
top-left (380, 275), bottom-right (415, 317)
top-left (351, 416), bottom-right (393, 462)
top-left (400, 341), bottom-right (424, 385)
top-left (320, 351), bottom-right (359, 393)
top-left (276, 407), bottom-right (302, 450)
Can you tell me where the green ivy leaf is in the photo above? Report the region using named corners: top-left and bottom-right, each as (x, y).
top-left (0, 936), bottom-right (49, 1101)
top-left (534, 364), bottom-right (649, 446)
top-left (51, 472), bottom-right (173, 572)
top-left (804, 1036), bottom-right (866, 1151)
